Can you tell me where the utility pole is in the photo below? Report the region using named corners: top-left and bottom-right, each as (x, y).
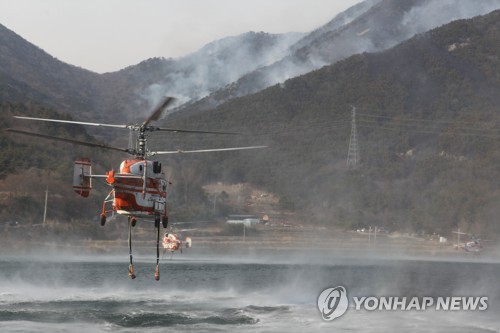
top-left (43, 186), bottom-right (48, 226)
top-left (347, 106), bottom-right (359, 169)
top-left (212, 193), bottom-right (218, 215)
top-left (452, 228), bottom-right (467, 251)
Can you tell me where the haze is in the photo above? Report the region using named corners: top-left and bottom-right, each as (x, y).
top-left (0, 0), bottom-right (362, 73)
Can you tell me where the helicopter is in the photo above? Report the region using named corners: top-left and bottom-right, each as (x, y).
top-left (162, 232), bottom-right (192, 254)
top-left (462, 239), bottom-right (483, 253)
top-left (7, 96), bottom-right (265, 280)
top-left (161, 221), bottom-right (200, 255)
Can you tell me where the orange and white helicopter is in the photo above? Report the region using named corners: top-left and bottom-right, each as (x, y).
top-left (7, 97), bottom-right (265, 280)
top-left (161, 221), bottom-right (202, 255)
top-left (162, 232), bottom-right (192, 254)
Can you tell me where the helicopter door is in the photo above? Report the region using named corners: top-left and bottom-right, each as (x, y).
top-left (154, 200), bottom-right (165, 214)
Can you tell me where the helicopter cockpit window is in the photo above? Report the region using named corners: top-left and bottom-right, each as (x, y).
top-left (153, 161), bottom-right (162, 174)
top-left (129, 162), bottom-right (144, 175)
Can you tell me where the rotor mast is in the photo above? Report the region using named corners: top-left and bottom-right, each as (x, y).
top-left (136, 129), bottom-right (148, 158)
top-left (134, 96), bottom-right (175, 159)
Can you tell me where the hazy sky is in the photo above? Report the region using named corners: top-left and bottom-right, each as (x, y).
top-left (0, 0), bottom-right (362, 73)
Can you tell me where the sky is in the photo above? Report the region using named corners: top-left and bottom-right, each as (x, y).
top-left (0, 0), bottom-right (362, 73)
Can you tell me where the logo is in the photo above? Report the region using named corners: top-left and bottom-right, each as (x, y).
top-left (318, 286), bottom-right (489, 321)
top-left (351, 296), bottom-right (488, 311)
top-left (317, 286), bottom-right (349, 321)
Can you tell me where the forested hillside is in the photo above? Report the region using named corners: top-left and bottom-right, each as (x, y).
top-left (0, 102), bottom-right (220, 225)
top-left (164, 11), bottom-right (500, 236)
top-left (0, 23), bottom-right (304, 123)
top-left (1, 6), bottom-right (499, 238)
top-left (183, 0), bottom-right (500, 113)
top-left (0, 102), bottom-right (120, 222)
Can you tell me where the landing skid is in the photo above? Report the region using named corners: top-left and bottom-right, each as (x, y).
top-left (128, 216), bottom-right (136, 279)
top-left (98, 192), bottom-right (169, 280)
top-left (121, 214), bottom-right (168, 280)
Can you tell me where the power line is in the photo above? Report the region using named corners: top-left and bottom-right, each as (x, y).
top-left (357, 112), bottom-right (499, 129)
top-left (357, 121), bottom-right (500, 138)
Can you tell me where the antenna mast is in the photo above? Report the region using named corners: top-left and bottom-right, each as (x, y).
top-left (347, 106), bottom-right (359, 169)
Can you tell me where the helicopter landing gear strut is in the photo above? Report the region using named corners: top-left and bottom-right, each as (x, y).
top-left (128, 216), bottom-right (136, 279)
top-left (126, 215), bottom-right (164, 281)
top-left (154, 215), bottom-right (161, 281)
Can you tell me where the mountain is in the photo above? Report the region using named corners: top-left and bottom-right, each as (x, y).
top-left (0, 24), bottom-right (101, 116)
top-left (163, 10), bottom-right (500, 236)
top-left (182, 0), bottom-right (500, 113)
top-left (0, 23), bottom-right (143, 123)
top-left (0, 23), bottom-right (303, 122)
top-left (0, 28), bottom-right (304, 221)
top-left (1, 2), bottom-right (500, 235)
top-left (3, 0), bottom-right (499, 123)
top-left (108, 31), bottom-right (304, 120)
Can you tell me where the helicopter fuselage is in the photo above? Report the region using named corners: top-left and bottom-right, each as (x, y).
top-left (105, 159), bottom-right (168, 220)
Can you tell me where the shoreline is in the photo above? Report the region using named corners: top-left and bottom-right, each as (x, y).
top-left (1, 223), bottom-right (498, 261)
top-left (1, 235), bottom-right (498, 263)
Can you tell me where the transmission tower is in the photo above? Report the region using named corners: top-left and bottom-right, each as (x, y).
top-left (346, 106), bottom-right (359, 169)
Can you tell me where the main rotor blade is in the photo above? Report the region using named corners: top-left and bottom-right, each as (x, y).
top-left (14, 116), bottom-right (128, 129)
top-left (142, 97), bottom-right (175, 128)
top-left (152, 145), bottom-right (267, 155)
top-left (14, 110), bottom-right (237, 135)
top-left (154, 127), bottom-right (238, 135)
top-left (6, 128), bottom-right (130, 153)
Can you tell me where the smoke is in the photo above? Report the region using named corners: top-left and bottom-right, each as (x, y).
top-left (400, 0), bottom-right (500, 35)
top-left (171, 0), bottom-right (500, 112)
top-left (134, 1), bottom-right (379, 112)
top-left (138, 31), bottom-right (304, 110)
